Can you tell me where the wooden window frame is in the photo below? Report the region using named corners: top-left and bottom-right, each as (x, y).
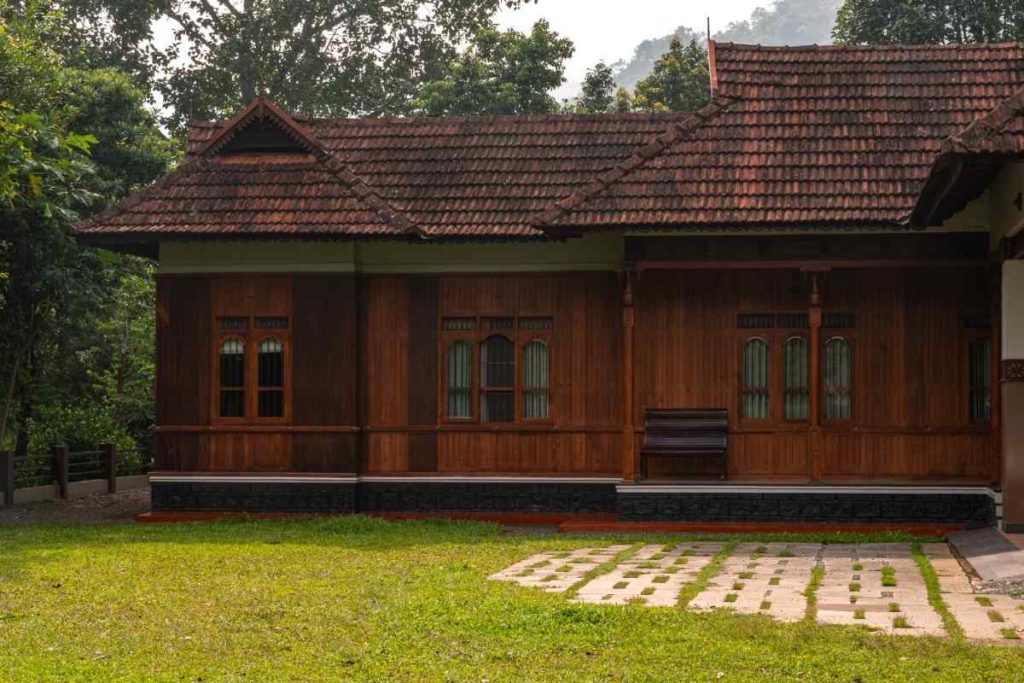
top-left (211, 317), bottom-right (291, 425)
top-left (781, 333), bottom-right (810, 423)
top-left (736, 312), bottom-right (848, 429)
top-left (965, 332), bottom-right (992, 424)
top-left (739, 334), bottom-right (771, 424)
top-left (821, 334), bottom-right (854, 425)
top-left (438, 315), bottom-right (554, 425)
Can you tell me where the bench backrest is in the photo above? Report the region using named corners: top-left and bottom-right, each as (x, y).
top-left (641, 409), bottom-right (728, 454)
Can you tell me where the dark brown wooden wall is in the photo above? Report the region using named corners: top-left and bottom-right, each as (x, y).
top-left (364, 273), bottom-right (623, 475)
top-left (154, 267), bottom-right (997, 482)
top-left (155, 274), bottom-right (359, 473)
top-left (635, 267), bottom-right (997, 481)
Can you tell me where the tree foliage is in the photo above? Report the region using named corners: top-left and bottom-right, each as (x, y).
top-left (414, 20), bottom-right (572, 116)
top-left (572, 61), bottom-right (616, 114)
top-left (833, 0), bottom-right (1024, 44)
top-left (12, 0), bottom-right (531, 131)
top-left (631, 38), bottom-right (710, 113)
top-left (0, 7), bottom-right (171, 457)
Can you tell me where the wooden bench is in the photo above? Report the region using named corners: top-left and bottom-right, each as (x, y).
top-left (639, 409), bottom-right (728, 480)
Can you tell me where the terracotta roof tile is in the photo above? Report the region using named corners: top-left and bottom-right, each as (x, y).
top-left (78, 43), bottom-right (1024, 240)
top-left (548, 42), bottom-right (1024, 229)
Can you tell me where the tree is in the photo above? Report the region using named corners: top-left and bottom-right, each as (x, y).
top-left (833, 0), bottom-right (1024, 44)
top-left (414, 20), bottom-right (573, 116)
top-left (9, 0), bottom-right (530, 131)
top-left (612, 87), bottom-right (634, 113)
top-left (0, 9), bottom-right (171, 457)
top-left (573, 61), bottom-right (616, 113)
top-left (632, 38), bottom-right (710, 113)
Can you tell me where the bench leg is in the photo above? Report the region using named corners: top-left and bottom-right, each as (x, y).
top-left (640, 454), bottom-right (646, 481)
top-left (720, 455), bottom-right (727, 480)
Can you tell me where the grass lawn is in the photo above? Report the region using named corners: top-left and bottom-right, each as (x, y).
top-left (1, 518), bottom-right (1022, 682)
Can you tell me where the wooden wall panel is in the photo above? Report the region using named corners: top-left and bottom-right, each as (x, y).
top-left (156, 276), bottom-right (210, 426)
top-left (366, 278), bottom-right (409, 427)
top-left (292, 434), bottom-right (359, 472)
top-left (636, 267), bottom-right (996, 481)
top-left (407, 277), bottom-right (438, 426)
top-left (292, 276), bottom-right (357, 426)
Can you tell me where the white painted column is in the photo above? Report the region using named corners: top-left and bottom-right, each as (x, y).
top-left (1001, 260), bottom-right (1024, 532)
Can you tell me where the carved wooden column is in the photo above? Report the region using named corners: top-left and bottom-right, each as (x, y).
top-left (808, 271), bottom-right (824, 481)
top-left (622, 268), bottom-right (638, 482)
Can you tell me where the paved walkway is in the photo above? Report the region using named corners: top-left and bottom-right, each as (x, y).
top-left (490, 541), bottom-right (1024, 645)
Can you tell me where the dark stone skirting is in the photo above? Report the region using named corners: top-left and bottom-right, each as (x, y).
top-left (617, 491), bottom-right (996, 526)
top-left (152, 481), bottom-right (357, 513)
top-left (358, 482), bottom-right (618, 513)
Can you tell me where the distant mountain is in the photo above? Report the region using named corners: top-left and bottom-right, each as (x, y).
top-left (612, 0), bottom-right (843, 90)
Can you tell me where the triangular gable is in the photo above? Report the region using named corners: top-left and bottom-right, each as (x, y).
top-left (197, 96), bottom-right (328, 158)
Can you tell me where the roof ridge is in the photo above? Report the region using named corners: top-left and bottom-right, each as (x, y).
top-left (942, 85), bottom-right (1024, 154)
top-left (714, 41), bottom-right (1024, 52)
top-left (533, 97), bottom-right (736, 230)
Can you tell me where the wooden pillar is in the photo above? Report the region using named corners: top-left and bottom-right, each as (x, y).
top-left (808, 271), bottom-right (824, 481)
top-left (1001, 259), bottom-right (1024, 531)
top-left (622, 268), bottom-right (638, 482)
top-left (103, 443), bottom-right (117, 494)
top-left (1, 450), bottom-right (12, 508)
top-left (54, 444), bottom-right (69, 500)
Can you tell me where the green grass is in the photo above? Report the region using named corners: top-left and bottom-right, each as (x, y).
top-left (804, 564), bottom-right (825, 623)
top-left (893, 617), bottom-right (912, 629)
top-left (912, 541), bottom-right (964, 640)
top-left (0, 520), bottom-right (1019, 682)
top-left (881, 566), bottom-right (898, 587)
top-left (975, 597), bottom-right (993, 607)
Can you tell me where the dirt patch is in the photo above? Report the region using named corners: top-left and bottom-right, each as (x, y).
top-left (0, 487), bottom-right (150, 525)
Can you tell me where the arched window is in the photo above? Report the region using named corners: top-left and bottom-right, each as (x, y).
top-left (522, 340), bottom-right (550, 420)
top-left (783, 336), bottom-right (809, 420)
top-left (480, 334), bottom-right (514, 422)
top-left (446, 340), bottom-right (473, 419)
top-left (969, 337), bottom-right (991, 421)
top-left (741, 337), bottom-right (769, 419)
top-left (257, 337), bottom-right (285, 418)
top-left (218, 338), bottom-right (246, 418)
top-left (823, 336), bottom-right (852, 421)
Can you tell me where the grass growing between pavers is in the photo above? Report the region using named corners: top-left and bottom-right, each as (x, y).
top-left (676, 541), bottom-right (737, 608)
top-left (912, 540), bottom-right (965, 641)
top-left (0, 520), bottom-right (1021, 682)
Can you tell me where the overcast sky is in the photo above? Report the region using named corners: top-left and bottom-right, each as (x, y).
top-left (496, 0), bottom-right (768, 99)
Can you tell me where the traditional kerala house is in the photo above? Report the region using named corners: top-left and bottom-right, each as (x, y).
top-left (77, 42), bottom-right (1024, 529)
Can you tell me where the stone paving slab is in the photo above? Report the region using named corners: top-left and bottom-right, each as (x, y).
top-left (690, 543), bottom-right (819, 622)
top-left (575, 542), bottom-right (724, 606)
top-left (950, 528), bottom-right (1024, 584)
top-left (931, 543), bottom-right (1024, 642)
top-left (489, 541), bottom-right (1024, 645)
top-left (817, 543), bottom-right (943, 636)
top-left (489, 545), bottom-right (630, 592)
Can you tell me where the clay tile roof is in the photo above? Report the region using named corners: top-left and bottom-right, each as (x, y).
top-left (942, 86), bottom-right (1024, 155)
top-left (180, 112), bottom-right (698, 238)
top-left (547, 42), bottom-right (1024, 230)
top-left (78, 43), bottom-right (1024, 241)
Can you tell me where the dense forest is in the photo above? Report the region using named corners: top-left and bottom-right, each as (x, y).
top-left (2, 0), bottom-right (1022, 465)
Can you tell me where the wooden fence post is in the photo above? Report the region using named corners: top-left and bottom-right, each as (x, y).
top-left (54, 444), bottom-right (69, 500)
top-left (103, 443), bottom-right (117, 494)
top-left (1, 450), bottom-right (13, 508)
